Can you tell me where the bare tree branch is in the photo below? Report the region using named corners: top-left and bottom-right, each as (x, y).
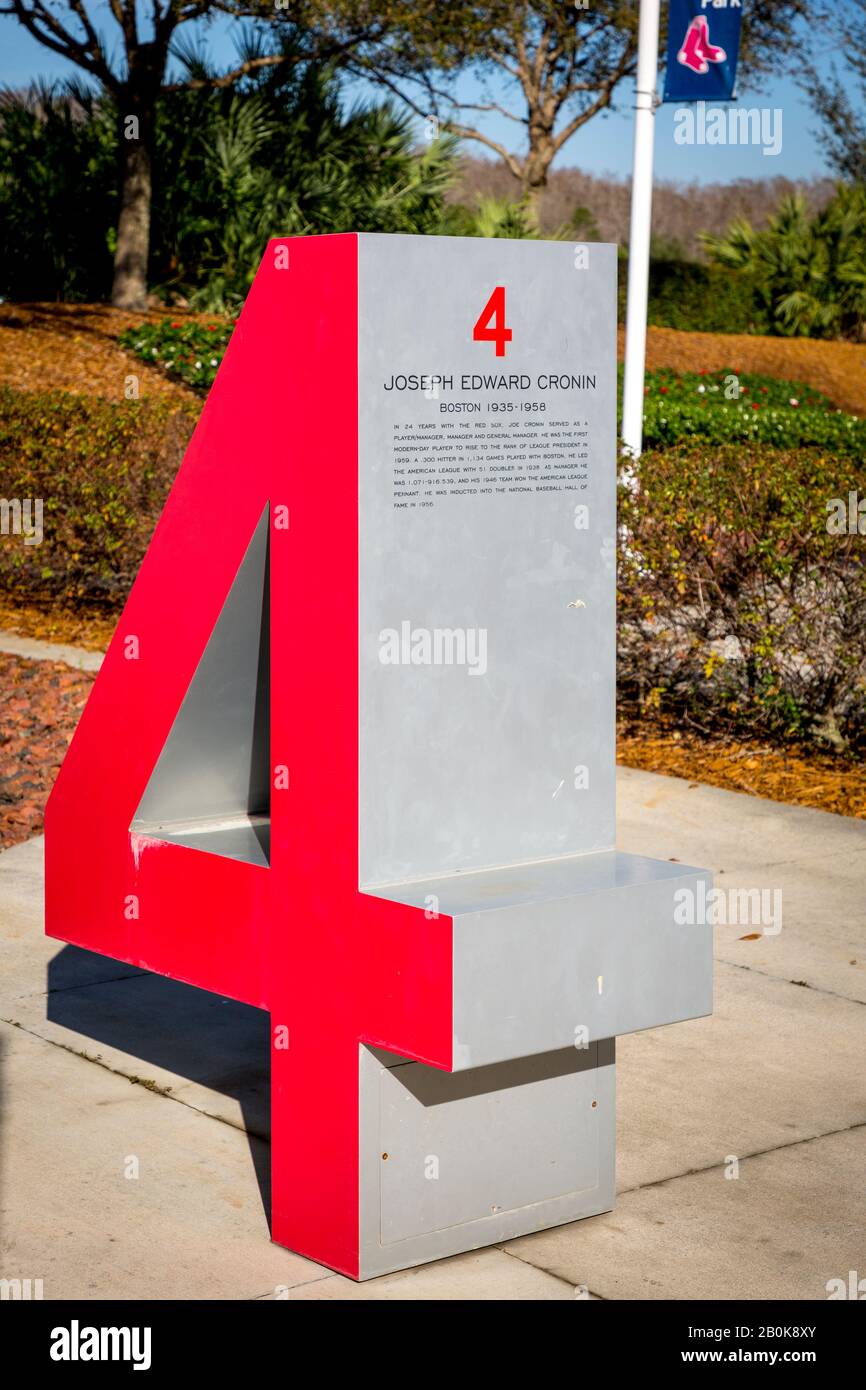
top-left (3, 0), bottom-right (116, 88)
top-left (444, 121), bottom-right (524, 182)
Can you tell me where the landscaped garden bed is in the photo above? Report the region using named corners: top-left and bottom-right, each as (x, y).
top-left (1, 307), bottom-right (863, 838)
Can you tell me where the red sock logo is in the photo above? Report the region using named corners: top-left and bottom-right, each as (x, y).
top-left (678, 16), bottom-right (728, 75)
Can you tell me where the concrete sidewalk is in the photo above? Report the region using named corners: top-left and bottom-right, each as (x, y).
top-left (0, 629), bottom-right (103, 672)
top-left (1, 767), bottom-right (864, 1300)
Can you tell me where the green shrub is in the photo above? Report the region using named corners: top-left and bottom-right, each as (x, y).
top-left (444, 196), bottom-right (544, 239)
top-left (4, 390), bottom-right (864, 759)
top-left (0, 85), bottom-right (116, 302)
top-left (638, 367), bottom-right (866, 455)
top-left (154, 85), bottom-right (457, 311)
top-left (617, 255), bottom-right (763, 333)
top-left (0, 76), bottom-right (459, 306)
top-left (618, 443), bottom-right (866, 752)
top-left (0, 388), bottom-right (198, 609)
top-left (119, 320), bottom-right (233, 393)
top-left (647, 260), bottom-right (763, 333)
top-left (703, 187), bottom-right (866, 340)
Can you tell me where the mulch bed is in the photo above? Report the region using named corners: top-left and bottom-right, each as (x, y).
top-left (0, 302), bottom-right (209, 407)
top-left (618, 720), bottom-right (866, 820)
top-left (0, 652), bottom-right (95, 849)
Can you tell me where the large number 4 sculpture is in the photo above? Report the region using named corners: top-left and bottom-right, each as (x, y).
top-left (47, 232), bottom-right (712, 1281)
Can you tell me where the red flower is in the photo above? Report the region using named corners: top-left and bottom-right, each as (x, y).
top-left (761, 386), bottom-right (768, 393)
top-left (752, 403), bottom-right (760, 410)
top-left (171, 321), bottom-right (182, 329)
top-left (660, 386), bottom-right (668, 394)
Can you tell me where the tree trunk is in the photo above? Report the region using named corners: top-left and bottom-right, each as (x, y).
top-left (111, 106), bottom-right (154, 311)
top-left (522, 126), bottom-right (555, 227)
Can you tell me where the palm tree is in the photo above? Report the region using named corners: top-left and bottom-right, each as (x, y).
top-left (702, 188), bottom-right (866, 341)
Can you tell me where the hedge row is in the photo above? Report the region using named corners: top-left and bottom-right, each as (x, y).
top-left (619, 444), bottom-right (866, 752)
top-left (617, 256), bottom-right (763, 334)
top-left (2, 388), bottom-right (863, 752)
top-left (0, 388), bottom-right (197, 609)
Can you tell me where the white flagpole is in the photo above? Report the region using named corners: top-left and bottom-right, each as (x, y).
top-left (621, 0), bottom-right (662, 460)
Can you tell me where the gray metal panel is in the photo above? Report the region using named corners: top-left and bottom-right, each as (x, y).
top-left (140, 815), bottom-right (269, 869)
top-left (358, 1040), bottom-right (615, 1279)
top-left (450, 866), bottom-right (713, 1069)
top-left (132, 504), bottom-right (270, 859)
top-left (358, 235), bottom-right (618, 887)
top-left (366, 846), bottom-right (702, 915)
top-left (364, 850), bottom-right (713, 1066)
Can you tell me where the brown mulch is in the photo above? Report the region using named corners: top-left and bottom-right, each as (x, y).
top-left (0, 302), bottom-right (214, 407)
top-left (0, 598), bottom-right (116, 652)
top-left (0, 652), bottom-right (96, 848)
top-left (618, 326), bottom-right (866, 417)
top-left (618, 719), bottom-right (866, 820)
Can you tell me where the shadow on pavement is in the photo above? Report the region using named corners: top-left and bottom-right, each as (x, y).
top-left (46, 945), bottom-right (272, 1229)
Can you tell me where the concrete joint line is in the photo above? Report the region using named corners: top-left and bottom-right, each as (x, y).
top-left (719, 956), bottom-right (866, 1008)
top-left (40, 970), bottom-right (147, 998)
top-left (253, 1273), bottom-right (335, 1298)
top-left (499, 1245), bottom-right (606, 1299)
top-left (0, 1013), bottom-right (268, 1142)
top-left (618, 1118), bottom-right (866, 1199)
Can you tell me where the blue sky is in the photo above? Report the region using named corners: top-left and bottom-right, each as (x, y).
top-left (0, 6), bottom-right (850, 185)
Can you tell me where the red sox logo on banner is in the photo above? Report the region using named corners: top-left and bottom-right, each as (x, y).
top-left (678, 14), bottom-right (727, 75)
top-left (664, 0), bottom-right (743, 104)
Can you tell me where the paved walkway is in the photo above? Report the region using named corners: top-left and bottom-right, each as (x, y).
top-left (1, 768), bottom-right (864, 1299)
top-left (0, 629), bottom-right (103, 672)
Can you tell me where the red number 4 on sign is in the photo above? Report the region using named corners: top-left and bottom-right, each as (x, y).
top-left (473, 285), bottom-right (512, 357)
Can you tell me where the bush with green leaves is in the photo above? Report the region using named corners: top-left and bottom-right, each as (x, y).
top-left (646, 259), bottom-right (762, 334)
top-left (616, 253), bottom-right (764, 334)
top-left (151, 71), bottom-right (459, 310)
top-left (703, 186), bottom-right (866, 340)
top-left (445, 196), bottom-right (597, 241)
top-left (119, 320), bottom-right (233, 392)
top-left (445, 196), bottom-right (542, 239)
top-left (639, 367), bottom-right (866, 455)
top-left (0, 72), bottom-right (459, 308)
top-left (0, 388), bottom-right (197, 608)
top-left (618, 443), bottom-right (866, 752)
top-left (3, 383), bottom-right (864, 758)
top-left (0, 85), bottom-right (116, 302)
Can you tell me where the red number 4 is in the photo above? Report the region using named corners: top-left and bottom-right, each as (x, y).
top-left (473, 285), bottom-right (512, 357)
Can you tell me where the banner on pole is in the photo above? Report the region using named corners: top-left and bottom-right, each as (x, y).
top-left (663, 0), bottom-right (743, 103)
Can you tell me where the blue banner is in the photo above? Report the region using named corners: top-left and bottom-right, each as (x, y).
top-left (663, 0), bottom-right (743, 103)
